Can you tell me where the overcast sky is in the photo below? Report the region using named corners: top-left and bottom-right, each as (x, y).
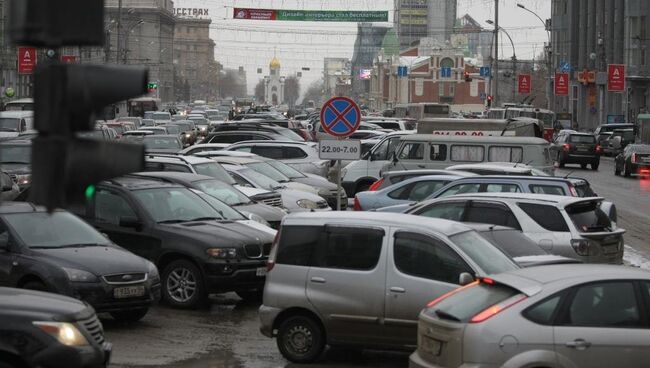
top-left (173, 0), bottom-right (550, 94)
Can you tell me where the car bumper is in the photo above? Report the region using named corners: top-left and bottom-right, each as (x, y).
top-left (259, 304), bottom-right (283, 337)
top-left (71, 282), bottom-right (160, 313)
top-left (561, 152), bottom-right (599, 163)
top-left (322, 193), bottom-right (348, 210)
top-left (32, 342), bottom-right (112, 368)
top-left (409, 351), bottom-right (491, 368)
top-left (203, 260), bottom-right (267, 293)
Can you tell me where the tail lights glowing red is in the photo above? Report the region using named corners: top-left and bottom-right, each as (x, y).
top-left (469, 294), bottom-right (527, 323)
top-left (426, 281), bottom-right (479, 308)
top-left (595, 144), bottom-right (602, 153)
top-left (353, 196), bottom-right (362, 211)
top-left (368, 178), bottom-right (385, 191)
top-left (632, 153), bottom-right (637, 163)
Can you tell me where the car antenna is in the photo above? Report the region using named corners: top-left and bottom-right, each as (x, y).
top-left (563, 171), bottom-right (574, 179)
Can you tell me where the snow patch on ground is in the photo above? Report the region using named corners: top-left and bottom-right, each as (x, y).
top-left (624, 245), bottom-right (650, 270)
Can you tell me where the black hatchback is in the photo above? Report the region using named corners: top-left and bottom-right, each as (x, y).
top-left (0, 202), bottom-right (160, 322)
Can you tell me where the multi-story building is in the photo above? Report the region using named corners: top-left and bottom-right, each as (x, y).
top-left (395, 0), bottom-right (457, 49)
top-left (0, 0), bottom-right (32, 100)
top-left (552, 0), bottom-right (649, 130)
top-left (173, 17), bottom-right (219, 102)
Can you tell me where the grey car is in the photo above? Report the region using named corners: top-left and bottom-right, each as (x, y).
top-left (370, 169), bottom-right (476, 191)
top-left (410, 264), bottom-right (650, 368)
top-left (405, 193), bottom-right (625, 264)
top-left (260, 212), bottom-right (518, 363)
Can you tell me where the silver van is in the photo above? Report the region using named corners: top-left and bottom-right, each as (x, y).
top-left (0, 111), bottom-right (34, 138)
top-left (259, 212), bottom-right (519, 363)
top-left (383, 135), bottom-right (554, 176)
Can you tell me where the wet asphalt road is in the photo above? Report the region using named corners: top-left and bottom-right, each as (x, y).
top-left (106, 156), bottom-right (649, 367)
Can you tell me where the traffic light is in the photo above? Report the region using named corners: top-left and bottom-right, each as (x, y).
top-left (487, 95), bottom-right (493, 108)
top-left (10, 0), bottom-right (147, 210)
top-left (464, 71), bottom-right (472, 82)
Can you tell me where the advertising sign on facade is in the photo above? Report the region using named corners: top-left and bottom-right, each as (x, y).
top-left (233, 8), bottom-right (388, 22)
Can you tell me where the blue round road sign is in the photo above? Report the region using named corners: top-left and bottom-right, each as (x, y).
top-left (320, 96), bottom-right (361, 138)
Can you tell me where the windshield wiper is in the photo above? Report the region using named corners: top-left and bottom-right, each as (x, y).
top-left (31, 243), bottom-right (106, 249)
top-left (186, 216), bottom-right (223, 222)
top-left (434, 309), bottom-right (461, 322)
top-left (158, 219), bottom-right (186, 224)
top-left (272, 185), bottom-right (286, 190)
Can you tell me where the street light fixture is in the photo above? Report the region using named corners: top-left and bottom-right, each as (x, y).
top-left (516, 3), bottom-right (552, 109)
top-left (487, 20), bottom-right (517, 101)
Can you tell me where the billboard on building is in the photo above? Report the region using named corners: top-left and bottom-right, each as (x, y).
top-left (359, 69), bottom-right (372, 79)
top-left (233, 8), bottom-right (388, 22)
top-left (607, 64), bottom-right (625, 92)
top-left (17, 47), bottom-right (36, 74)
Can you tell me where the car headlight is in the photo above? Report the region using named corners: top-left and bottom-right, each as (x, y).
top-left (15, 174), bottom-right (31, 185)
top-left (248, 213), bottom-right (270, 227)
top-left (62, 267), bottom-right (98, 283)
top-left (200, 126), bottom-right (206, 131)
top-left (185, 133), bottom-right (191, 138)
top-left (297, 199), bottom-right (318, 209)
top-left (147, 261), bottom-right (160, 283)
top-left (33, 322), bottom-right (89, 346)
top-left (206, 248), bottom-right (238, 259)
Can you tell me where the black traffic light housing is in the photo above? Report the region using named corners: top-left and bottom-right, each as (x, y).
top-left (10, 0), bottom-right (147, 210)
top-left (487, 95), bottom-right (493, 108)
top-left (464, 71), bottom-right (472, 82)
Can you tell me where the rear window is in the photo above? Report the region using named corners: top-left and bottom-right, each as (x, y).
top-left (448, 231), bottom-right (518, 275)
top-left (424, 282), bottom-right (521, 322)
top-left (529, 184), bottom-right (566, 196)
top-left (479, 230), bottom-right (547, 258)
top-left (573, 183), bottom-right (595, 197)
top-left (517, 203), bottom-right (570, 232)
top-left (569, 135), bottom-right (596, 143)
top-left (565, 201), bottom-right (611, 232)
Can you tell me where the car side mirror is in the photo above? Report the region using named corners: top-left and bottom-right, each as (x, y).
top-left (119, 216), bottom-right (142, 230)
top-left (458, 272), bottom-right (474, 286)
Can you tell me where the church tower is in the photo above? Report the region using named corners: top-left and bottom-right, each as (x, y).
top-left (264, 56), bottom-right (284, 105)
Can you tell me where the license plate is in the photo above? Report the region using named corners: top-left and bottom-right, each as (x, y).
top-left (422, 336), bottom-right (442, 356)
top-left (256, 267), bottom-right (267, 277)
top-left (113, 285), bottom-right (145, 299)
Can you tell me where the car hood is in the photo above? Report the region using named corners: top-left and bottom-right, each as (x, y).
top-left (1, 164), bottom-right (30, 174)
top-left (282, 181), bottom-right (320, 194)
top-left (31, 245), bottom-right (149, 276)
top-left (0, 287), bottom-right (88, 319)
top-left (513, 254), bottom-right (582, 268)
top-left (145, 148), bottom-right (181, 154)
top-left (235, 203), bottom-right (285, 222)
top-left (276, 188), bottom-right (330, 212)
top-left (162, 220), bottom-right (274, 247)
top-left (293, 175), bottom-right (337, 190)
top-left (236, 220), bottom-right (277, 237)
top-left (235, 185), bottom-right (273, 197)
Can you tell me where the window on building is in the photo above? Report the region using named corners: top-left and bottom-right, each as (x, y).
top-left (449, 83), bottom-right (455, 96)
top-left (438, 83), bottom-right (445, 97)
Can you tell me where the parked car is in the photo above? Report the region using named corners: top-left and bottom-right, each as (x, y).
top-left (181, 143), bottom-right (230, 155)
top-left (445, 162), bottom-right (550, 176)
top-left (223, 164), bottom-right (330, 213)
top-left (366, 119), bottom-right (416, 131)
top-left (142, 134), bottom-right (183, 154)
top-left (368, 169), bottom-right (476, 192)
top-left (0, 203), bottom-right (160, 321)
top-left (122, 130), bottom-right (154, 138)
top-left (201, 130), bottom-right (286, 144)
top-left (74, 177), bottom-right (275, 307)
top-left (550, 131), bottom-right (601, 169)
top-left (224, 140), bottom-right (329, 177)
top-left (0, 287), bottom-right (111, 368)
top-left (140, 118), bottom-right (155, 127)
top-left (116, 116), bottom-right (143, 128)
top-left (0, 139), bottom-right (31, 189)
top-left (132, 172), bottom-right (286, 229)
top-left (348, 130), bottom-right (387, 140)
top-left (105, 121), bottom-right (136, 138)
top-left (615, 143), bottom-right (650, 177)
top-left (405, 193), bottom-right (625, 264)
top-left (0, 170), bottom-right (20, 201)
top-left (170, 120), bottom-right (198, 146)
top-left (208, 122), bottom-right (305, 142)
top-left (0, 111), bottom-right (34, 139)
top-left (354, 175), bottom-right (463, 211)
top-left (410, 264), bottom-right (650, 368)
top-left (137, 126), bottom-right (168, 135)
top-left (150, 111), bottom-right (172, 124)
top-left (260, 212), bottom-right (519, 363)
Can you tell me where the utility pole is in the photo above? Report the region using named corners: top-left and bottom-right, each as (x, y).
top-left (116, 0), bottom-right (122, 64)
top-left (493, 0), bottom-right (499, 107)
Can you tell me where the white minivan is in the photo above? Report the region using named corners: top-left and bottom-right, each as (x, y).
top-left (0, 111), bottom-right (34, 138)
top-left (382, 135), bottom-right (555, 176)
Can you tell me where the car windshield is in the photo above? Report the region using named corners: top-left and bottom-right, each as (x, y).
top-left (77, 130), bottom-right (105, 139)
top-left (141, 119), bottom-right (155, 126)
top-left (478, 229), bottom-right (547, 258)
top-left (566, 201), bottom-right (611, 232)
top-left (192, 190), bottom-right (246, 220)
top-left (174, 123), bottom-right (191, 132)
top-left (143, 136), bottom-right (181, 150)
top-left (0, 118), bottom-right (21, 132)
top-left (163, 125), bottom-right (180, 134)
top-left (569, 135), bottom-right (596, 143)
top-left (194, 179), bottom-right (251, 205)
top-left (192, 162), bottom-right (234, 183)
top-left (152, 112), bottom-right (171, 121)
top-left (448, 230), bottom-right (519, 274)
top-left (265, 160), bottom-right (306, 179)
top-left (132, 187), bottom-right (224, 223)
top-left (0, 145), bottom-right (31, 164)
top-left (4, 212), bottom-right (111, 248)
top-left (246, 162), bottom-right (290, 183)
top-left (239, 167), bottom-right (281, 190)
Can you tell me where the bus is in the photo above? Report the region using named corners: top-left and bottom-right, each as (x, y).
top-left (127, 97), bottom-right (161, 118)
top-left (486, 108), bottom-right (506, 119)
top-left (393, 103), bottom-right (451, 120)
top-left (4, 98), bottom-right (34, 111)
top-left (417, 117), bottom-right (544, 138)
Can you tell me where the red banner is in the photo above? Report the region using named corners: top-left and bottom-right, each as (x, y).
top-left (518, 74), bottom-right (531, 94)
top-left (607, 64), bottom-right (625, 92)
top-left (61, 55), bottom-right (77, 63)
top-left (17, 47), bottom-right (36, 74)
top-left (554, 73), bottom-right (569, 96)
top-left (233, 8), bottom-right (277, 20)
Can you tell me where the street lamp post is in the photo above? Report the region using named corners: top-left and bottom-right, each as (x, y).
top-left (516, 3), bottom-right (551, 110)
top-left (487, 20), bottom-right (517, 102)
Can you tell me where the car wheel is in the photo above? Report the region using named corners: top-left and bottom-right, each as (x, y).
top-left (162, 260), bottom-right (205, 309)
top-left (591, 161), bottom-right (599, 170)
top-left (277, 315), bottom-right (325, 363)
top-left (556, 153), bottom-right (565, 168)
top-left (110, 308), bottom-right (149, 322)
top-left (22, 281), bottom-right (48, 292)
top-left (355, 182), bottom-right (371, 194)
top-left (580, 163), bottom-right (587, 169)
top-left (236, 289), bottom-right (263, 302)
top-left (614, 163), bottom-right (621, 175)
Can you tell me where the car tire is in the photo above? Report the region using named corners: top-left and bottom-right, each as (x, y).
top-left (556, 153), bottom-right (565, 168)
top-left (236, 289), bottom-right (263, 302)
top-left (614, 166), bottom-right (621, 175)
top-left (22, 281), bottom-right (48, 292)
top-left (277, 315), bottom-right (325, 363)
top-left (162, 259), bottom-right (206, 309)
top-left (624, 164), bottom-right (631, 177)
top-left (591, 161), bottom-right (599, 170)
top-left (110, 308), bottom-right (149, 322)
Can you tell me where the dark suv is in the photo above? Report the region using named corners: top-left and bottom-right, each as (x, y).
top-left (73, 177), bottom-right (275, 308)
top-left (206, 122), bottom-right (305, 142)
top-left (0, 287), bottom-right (111, 368)
top-left (550, 131), bottom-right (601, 170)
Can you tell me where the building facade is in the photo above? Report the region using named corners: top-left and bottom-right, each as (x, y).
top-left (264, 57), bottom-right (284, 105)
top-left (552, 0), bottom-right (649, 130)
top-left (173, 17), bottom-right (218, 102)
top-left (323, 58), bottom-right (352, 99)
top-left (395, 0), bottom-right (457, 48)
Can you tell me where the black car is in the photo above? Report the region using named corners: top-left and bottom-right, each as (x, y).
top-left (0, 287), bottom-right (111, 368)
top-left (207, 121), bottom-right (304, 141)
top-left (615, 144), bottom-right (650, 177)
top-left (604, 128), bottom-right (636, 156)
top-left (0, 139), bottom-right (32, 189)
top-left (550, 131), bottom-right (601, 170)
top-left (0, 203), bottom-right (160, 322)
top-left (131, 172), bottom-right (286, 229)
top-left (74, 177), bottom-right (275, 308)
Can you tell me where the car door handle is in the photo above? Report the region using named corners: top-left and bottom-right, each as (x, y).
top-left (310, 277), bottom-right (326, 284)
top-left (565, 339), bottom-right (591, 350)
top-left (417, 165), bottom-right (425, 168)
top-left (389, 287), bottom-right (405, 293)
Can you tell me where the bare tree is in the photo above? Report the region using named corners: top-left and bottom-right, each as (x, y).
top-left (302, 79), bottom-right (324, 107)
top-left (284, 76), bottom-right (300, 108)
top-left (219, 68), bottom-right (246, 98)
top-left (254, 79), bottom-right (265, 103)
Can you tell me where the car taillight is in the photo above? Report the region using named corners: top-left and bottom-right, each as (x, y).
top-left (353, 196), bottom-right (362, 211)
top-left (563, 144), bottom-right (571, 152)
top-left (595, 144), bottom-right (602, 153)
top-left (568, 185), bottom-right (579, 197)
top-left (426, 281), bottom-right (479, 308)
top-left (368, 178), bottom-right (384, 191)
top-left (267, 227), bottom-right (282, 272)
top-left (469, 294), bottom-right (527, 323)
top-left (571, 239), bottom-right (591, 256)
top-left (632, 153), bottom-right (637, 163)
